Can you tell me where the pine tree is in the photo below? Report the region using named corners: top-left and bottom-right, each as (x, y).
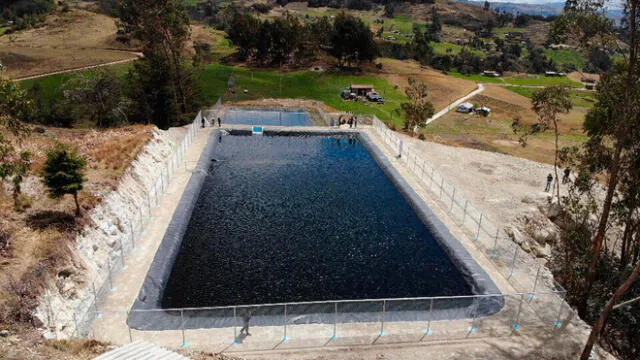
top-left (42, 143), bottom-right (87, 217)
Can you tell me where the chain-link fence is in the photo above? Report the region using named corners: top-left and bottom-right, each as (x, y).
top-left (64, 108), bottom-right (572, 351)
top-left (89, 291), bottom-right (567, 352)
top-left (64, 107), bottom-right (213, 338)
top-left (371, 118), bottom-right (569, 321)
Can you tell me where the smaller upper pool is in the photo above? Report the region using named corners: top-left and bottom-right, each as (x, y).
top-left (223, 108), bottom-right (314, 126)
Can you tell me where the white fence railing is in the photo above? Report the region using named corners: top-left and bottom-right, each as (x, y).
top-left (371, 118), bottom-right (567, 305)
top-left (64, 107), bottom-right (210, 338)
top-left (60, 106), bottom-right (573, 352)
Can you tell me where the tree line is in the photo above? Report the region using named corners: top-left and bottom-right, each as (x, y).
top-left (227, 11), bottom-right (377, 67)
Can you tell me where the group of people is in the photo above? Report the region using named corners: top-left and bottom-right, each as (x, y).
top-left (202, 116), bottom-right (222, 128)
top-left (544, 167), bottom-right (573, 192)
top-left (336, 113), bottom-right (358, 128)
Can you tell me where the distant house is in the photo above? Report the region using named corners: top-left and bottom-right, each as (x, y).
top-left (545, 71), bottom-right (566, 77)
top-left (505, 32), bottom-right (526, 41)
top-left (549, 44), bottom-right (574, 50)
top-left (483, 70), bottom-right (501, 78)
top-left (349, 84), bottom-right (374, 97)
top-left (457, 102), bottom-right (475, 113)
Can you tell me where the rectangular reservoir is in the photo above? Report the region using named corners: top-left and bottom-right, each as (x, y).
top-left (129, 129), bottom-right (502, 330)
top-left (223, 108), bottom-right (314, 126)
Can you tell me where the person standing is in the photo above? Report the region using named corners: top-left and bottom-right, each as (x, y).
top-left (354, 116), bottom-right (358, 128)
top-left (545, 173), bottom-right (553, 192)
top-left (201, 116), bottom-right (206, 128)
top-left (562, 167), bottom-right (571, 184)
top-left (240, 311), bottom-right (252, 336)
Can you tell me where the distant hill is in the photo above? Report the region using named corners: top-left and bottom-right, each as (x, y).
top-left (457, 1), bottom-right (624, 23)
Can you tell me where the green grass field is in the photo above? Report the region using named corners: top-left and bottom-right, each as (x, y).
top-left (431, 42), bottom-right (484, 57)
top-left (19, 61), bottom-right (408, 125)
top-left (493, 27), bottom-right (527, 38)
top-left (505, 86), bottom-right (596, 107)
top-left (451, 71), bottom-right (583, 87)
top-left (203, 64), bottom-right (407, 125)
top-left (449, 71), bottom-right (505, 83)
top-left (19, 62), bottom-right (133, 102)
top-left (0, 26), bottom-right (10, 36)
top-left (544, 48), bottom-right (586, 71)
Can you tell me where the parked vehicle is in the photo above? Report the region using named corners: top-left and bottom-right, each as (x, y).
top-left (341, 89), bottom-right (357, 100)
top-left (366, 92), bottom-right (385, 103)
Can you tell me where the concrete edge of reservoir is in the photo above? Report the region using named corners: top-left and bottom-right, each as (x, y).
top-left (128, 128), bottom-right (504, 331)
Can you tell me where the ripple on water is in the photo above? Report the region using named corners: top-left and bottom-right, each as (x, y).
top-left (162, 134), bottom-right (472, 308)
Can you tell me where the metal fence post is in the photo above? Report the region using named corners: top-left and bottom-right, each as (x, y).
top-left (553, 295), bottom-right (565, 327)
top-left (439, 178), bottom-right (444, 198)
top-left (91, 281), bottom-right (100, 317)
top-left (531, 265), bottom-right (542, 297)
top-left (118, 237), bottom-right (126, 267)
top-left (430, 168), bottom-right (435, 188)
top-left (106, 258), bottom-right (114, 291)
top-left (153, 182), bottom-right (159, 206)
top-left (450, 187), bottom-right (456, 212)
top-left (232, 306), bottom-right (238, 343)
top-left (469, 297), bottom-right (478, 334)
top-left (332, 302), bottom-right (338, 339)
top-left (180, 309), bottom-right (186, 347)
top-left (426, 298), bottom-right (434, 337)
top-left (491, 228), bottom-right (500, 257)
top-left (476, 213), bottom-right (483, 240)
top-left (513, 293), bottom-right (525, 330)
top-left (283, 304), bottom-right (288, 342)
top-left (127, 311), bottom-right (133, 343)
top-left (380, 300), bottom-right (386, 336)
top-left (460, 200), bottom-right (469, 226)
top-left (508, 247), bottom-right (519, 279)
top-left (130, 221), bottom-right (136, 249)
top-left (160, 168), bottom-right (165, 193)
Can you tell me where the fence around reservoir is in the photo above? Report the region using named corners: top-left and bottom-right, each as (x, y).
top-left (61, 104), bottom-right (572, 352)
top-left (371, 118), bottom-right (569, 324)
top-left (61, 99), bottom-right (223, 339)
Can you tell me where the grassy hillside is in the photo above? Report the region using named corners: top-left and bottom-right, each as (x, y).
top-left (201, 64), bottom-right (408, 124)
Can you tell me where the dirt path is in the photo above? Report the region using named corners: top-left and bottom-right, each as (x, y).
top-left (12, 53), bottom-right (142, 82)
top-left (426, 83), bottom-right (485, 124)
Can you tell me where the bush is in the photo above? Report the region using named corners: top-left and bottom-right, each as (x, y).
top-left (250, 3), bottom-right (273, 14)
top-left (13, 194), bottom-right (32, 212)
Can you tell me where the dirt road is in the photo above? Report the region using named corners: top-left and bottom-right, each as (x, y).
top-left (12, 53), bottom-right (142, 82)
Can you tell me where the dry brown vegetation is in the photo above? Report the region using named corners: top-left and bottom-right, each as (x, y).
top-left (0, 6), bottom-right (140, 79)
top-left (0, 125), bottom-right (153, 331)
top-left (422, 85), bottom-right (589, 164)
top-left (0, 326), bottom-right (109, 360)
top-left (378, 58), bottom-right (477, 111)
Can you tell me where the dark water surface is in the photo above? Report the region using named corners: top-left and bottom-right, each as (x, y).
top-left (162, 134), bottom-right (472, 308)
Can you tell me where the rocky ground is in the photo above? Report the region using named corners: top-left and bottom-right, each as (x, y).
top-left (408, 136), bottom-right (581, 262)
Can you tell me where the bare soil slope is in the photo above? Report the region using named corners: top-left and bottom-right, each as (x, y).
top-left (379, 58), bottom-right (477, 111)
top-left (423, 85), bottom-right (588, 164)
top-left (0, 125), bottom-right (153, 333)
